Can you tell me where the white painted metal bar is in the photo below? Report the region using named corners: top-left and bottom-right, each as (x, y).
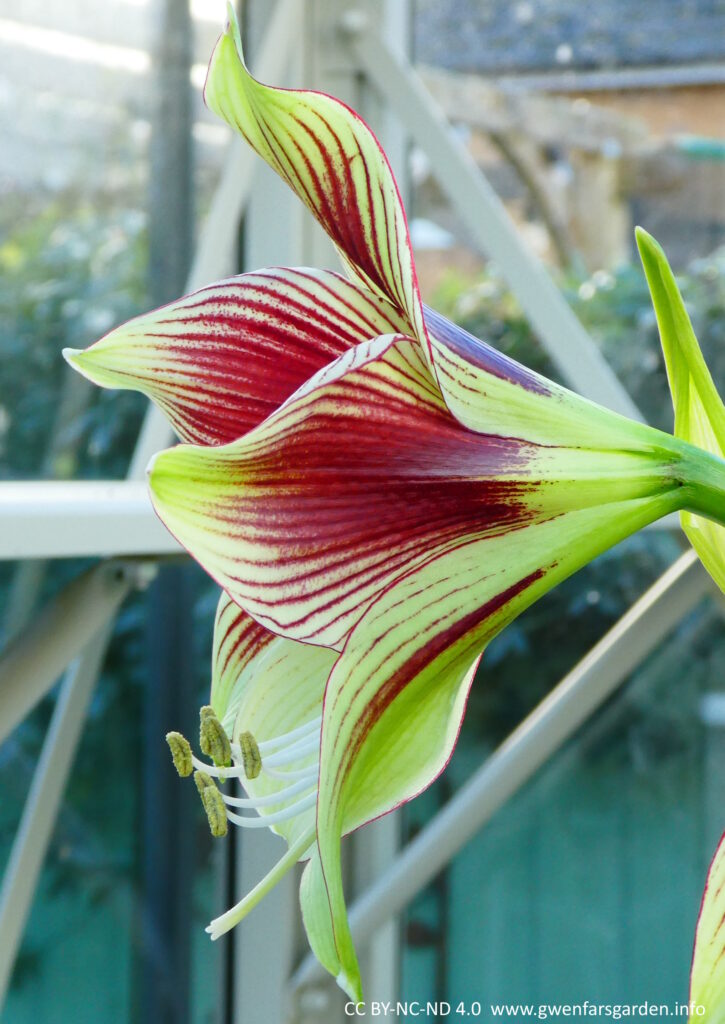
top-left (341, 17), bottom-right (644, 422)
top-left (0, 631), bottom-right (111, 1004)
top-left (0, 481), bottom-right (179, 560)
top-left (0, 562), bottom-right (139, 746)
top-left (291, 548), bottom-right (711, 991)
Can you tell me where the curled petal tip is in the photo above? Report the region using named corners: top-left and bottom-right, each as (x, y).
top-left (62, 347), bottom-right (81, 366)
top-left (145, 449), bottom-right (161, 480)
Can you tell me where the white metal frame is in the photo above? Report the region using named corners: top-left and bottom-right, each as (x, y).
top-left (0, 1), bottom-right (718, 1019)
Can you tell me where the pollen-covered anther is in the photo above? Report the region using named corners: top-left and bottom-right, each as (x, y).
top-left (238, 730), bottom-right (262, 779)
top-left (194, 770), bottom-right (228, 837)
top-left (199, 705), bottom-right (232, 767)
top-left (166, 731), bottom-right (193, 777)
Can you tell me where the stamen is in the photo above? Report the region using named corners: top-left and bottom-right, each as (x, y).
top-left (238, 731), bottom-right (262, 779)
top-left (194, 770), bottom-right (228, 837)
top-left (264, 763), bottom-right (320, 781)
top-left (206, 828), bottom-right (316, 940)
top-left (191, 755), bottom-right (249, 780)
top-left (262, 733), bottom-right (319, 768)
top-left (166, 731), bottom-right (193, 777)
top-left (199, 706), bottom-right (232, 767)
top-left (226, 790), bottom-right (317, 828)
top-left (222, 774), bottom-right (318, 809)
top-left (255, 715), bottom-right (322, 754)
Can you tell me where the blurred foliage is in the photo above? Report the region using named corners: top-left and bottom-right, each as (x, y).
top-left (0, 191), bottom-right (218, 992)
top-left (0, 191), bottom-right (148, 482)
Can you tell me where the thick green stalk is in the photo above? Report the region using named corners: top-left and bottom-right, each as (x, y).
top-left (673, 440), bottom-right (725, 528)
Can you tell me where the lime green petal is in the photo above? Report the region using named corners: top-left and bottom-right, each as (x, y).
top-left (690, 830), bottom-right (725, 1020)
top-left (210, 591), bottom-right (336, 847)
top-left (637, 227), bottom-right (725, 591)
top-left (210, 592), bottom-right (276, 729)
top-left (300, 848), bottom-right (363, 1003)
top-left (312, 492), bottom-right (682, 987)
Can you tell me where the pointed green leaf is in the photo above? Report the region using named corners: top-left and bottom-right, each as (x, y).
top-left (637, 227), bottom-right (725, 591)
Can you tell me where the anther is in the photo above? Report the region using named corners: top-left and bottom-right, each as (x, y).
top-left (238, 731), bottom-right (262, 779)
top-left (166, 731), bottom-right (193, 777)
top-left (194, 770), bottom-right (228, 837)
top-left (199, 705), bottom-right (232, 767)
top-left (194, 770), bottom-right (215, 795)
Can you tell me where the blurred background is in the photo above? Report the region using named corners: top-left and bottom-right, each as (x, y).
top-left (1, 1), bottom-right (725, 1021)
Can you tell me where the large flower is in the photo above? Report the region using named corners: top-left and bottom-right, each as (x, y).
top-left (64, 9), bottom-right (725, 1000)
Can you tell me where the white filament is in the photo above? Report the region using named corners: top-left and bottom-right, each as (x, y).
top-left (226, 790), bottom-right (317, 828)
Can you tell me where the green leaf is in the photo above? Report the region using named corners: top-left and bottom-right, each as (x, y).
top-left (637, 227), bottom-right (725, 591)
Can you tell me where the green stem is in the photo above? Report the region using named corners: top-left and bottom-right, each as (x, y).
top-left (676, 441), bottom-right (725, 528)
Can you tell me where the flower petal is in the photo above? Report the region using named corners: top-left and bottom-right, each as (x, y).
top-left (64, 268), bottom-right (407, 445)
top-left (148, 334), bottom-right (687, 650)
top-left (204, 8), bottom-right (425, 340)
top-left (312, 490), bottom-right (683, 991)
top-left (210, 590), bottom-right (275, 731)
top-left (690, 829), bottom-right (725, 1017)
top-left (210, 590), bottom-right (336, 846)
top-left (299, 848), bottom-right (359, 1000)
top-left (637, 227), bottom-right (725, 592)
top-left (424, 306), bottom-right (657, 450)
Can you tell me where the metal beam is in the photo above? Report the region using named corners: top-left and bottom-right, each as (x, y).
top-left (0, 481), bottom-right (180, 560)
top-left (291, 548), bottom-right (712, 991)
top-left (341, 17), bottom-right (643, 422)
top-left (0, 561), bottom-right (142, 746)
top-left (0, 630), bottom-right (110, 1003)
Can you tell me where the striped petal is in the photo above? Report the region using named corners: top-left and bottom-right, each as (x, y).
top-left (63, 268), bottom-right (407, 445)
top-left (210, 590), bottom-right (277, 733)
top-left (204, 7), bottom-right (426, 343)
top-left (148, 333), bottom-right (686, 651)
top-left (210, 590), bottom-right (336, 847)
top-left (690, 829), bottom-right (725, 1019)
top-left (637, 227), bottom-right (725, 593)
top-left (311, 490), bottom-right (684, 997)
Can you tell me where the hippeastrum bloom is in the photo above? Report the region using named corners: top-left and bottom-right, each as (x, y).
top-left (689, 830), bottom-right (725, 1019)
top-left (64, 7), bottom-right (725, 1000)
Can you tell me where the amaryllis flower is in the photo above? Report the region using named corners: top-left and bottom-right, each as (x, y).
top-left (64, 9), bottom-right (725, 1000)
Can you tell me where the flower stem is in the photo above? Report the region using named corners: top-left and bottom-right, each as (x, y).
top-left (677, 442), bottom-right (725, 528)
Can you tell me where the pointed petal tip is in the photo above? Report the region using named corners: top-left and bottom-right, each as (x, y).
top-left (336, 968), bottom-right (363, 1004)
top-left (145, 448), bottom-right (163, 482)
top-left (62, 346), bottom-right (81, 365)
top-left (224, 1), bottom-right (243, 57)
top-left (62, 346), bottom-right (98, 384)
